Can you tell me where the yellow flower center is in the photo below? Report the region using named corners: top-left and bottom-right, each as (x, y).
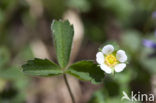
top-left (105, 54), bottom-right (118, 67)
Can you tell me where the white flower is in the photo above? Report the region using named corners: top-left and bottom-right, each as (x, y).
top-left (96, 44), bottom-right (127, 74)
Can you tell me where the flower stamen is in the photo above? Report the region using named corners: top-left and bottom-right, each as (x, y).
top-left (105, 54), bottom-right (118, 67)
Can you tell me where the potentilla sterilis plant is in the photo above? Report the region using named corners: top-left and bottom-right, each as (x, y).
top-left (96, 44), bottom-right (128, 74)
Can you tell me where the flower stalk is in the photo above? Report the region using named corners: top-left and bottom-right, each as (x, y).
top-left (63, 74), bottom-right (75, 103)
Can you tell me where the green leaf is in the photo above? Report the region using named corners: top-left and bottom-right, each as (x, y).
top-left (22, 58), bottom-right (63, 76)
top-left (66, 61), bottom-right (105, 84)
top-left (51, 20), bottom-right (74, 68)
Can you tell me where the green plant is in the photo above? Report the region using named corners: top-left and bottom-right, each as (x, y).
top-left (22, 20), bottom-right (105, 103)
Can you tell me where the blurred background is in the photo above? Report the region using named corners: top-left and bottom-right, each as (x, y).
top-left (0, 0), bottom-right (156, 103)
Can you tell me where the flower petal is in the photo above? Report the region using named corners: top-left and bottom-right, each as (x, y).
top-left (152, 11), bottom-right (156, 19)
top-left (102, 44), bottom-right (114, 55)
top-left (116, 50), bottom-right (127, 62)
top-left (114, 63), bottom-right (126, 72)
top-left (100, 64), bottom-right (112, 74)
top-left (96, 52), bottom-right (104, 64)
top-left (143, 39), bottom-right (156, 49)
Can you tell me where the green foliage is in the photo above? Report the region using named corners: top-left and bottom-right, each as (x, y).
top-left (17, 45), bottom-right (34, 61)
top-left (42, 0), bottom-right (66, 18)
top-left (21, 19), bottom-right (106, 84)
top-left (0, 46), bottom-right (29, 103)
top-left (66, 61), bottom-right (105, 84)
top-left (1, 0), bottom-right (156, 102)
top-left (106, 97), bottom-right (139, 103)
top-left (140, 48), bottom-right (156, 74)
top-left (0, 47), bottom-right (10, 68)
top-left (89, 69), bottom-right (141, 103)
top-left (67, 0), bottom-right (91, 12)
top-left (51, 20), bottom-right (74, 68)
top-left (0, 66), bottom-right (28, 103)
top-left (21, 20), bottom-right (107, 85)
top-left (99, 0), bottom-right (134, 20)
top-left (0, 9), bottom-right (4, 23)
top-left (140, 35), bottom-right (156, 74)
top-left (121, 30), bottom-right (141, 53)
top-left (88, 89), bottom-right (106, 103)
top-left (22, 58), bottom-right (63, 76)
top-left (0, 66), bottom-right (24, 80)
top-left (89, 89), bottom-right (136, 103)
top-left (85, 24), bottom-right (106, 42)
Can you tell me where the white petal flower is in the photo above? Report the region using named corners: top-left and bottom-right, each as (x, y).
top-left (102, 44), bottom-right (114, 55)
top-left (96, 44), bottom-right (127, 74)
top-left (96, 52), bottom-right (104, 64)
top-left (114, 63), bottom-right (126, 72)
top-left (116, 50), bottom-right (127, 62)
top-left (100, 64), bottom-right (112, 74)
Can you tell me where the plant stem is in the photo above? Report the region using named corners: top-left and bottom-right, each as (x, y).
top-left (63, 74), bottom-right (75, 103)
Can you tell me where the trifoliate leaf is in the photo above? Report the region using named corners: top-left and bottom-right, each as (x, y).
top-left (22, 58), bottom-right (63, 76)
top-left (66, 61), bottom-right (105, 84)
top-left (51, 20), bottom-right (74, 68)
